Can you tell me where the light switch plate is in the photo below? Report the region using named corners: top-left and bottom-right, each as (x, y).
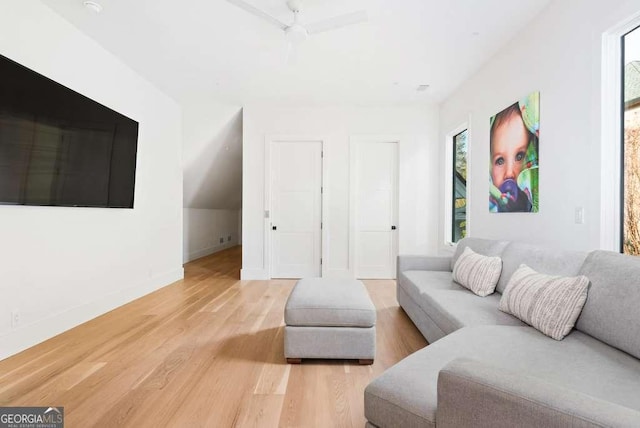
top-left (575, 207), bottom-right (585, 224)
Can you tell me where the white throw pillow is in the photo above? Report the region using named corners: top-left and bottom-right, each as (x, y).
top-left (452, 247), bottom-right (502, 297)
top-left (499, 264), bottom-right (589, 340)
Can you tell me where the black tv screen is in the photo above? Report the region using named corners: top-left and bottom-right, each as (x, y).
top-left (0, 54), bottom-right (138, 208)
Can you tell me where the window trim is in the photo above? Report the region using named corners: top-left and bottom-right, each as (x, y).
top-left (451, 129), bottom-right (467, 243)
top-left (444, 122), bottom-right (470, 247)
top-left (601, 12), bottom-right (640, 252)
top-left (621, 24), bottom-right (640, 254)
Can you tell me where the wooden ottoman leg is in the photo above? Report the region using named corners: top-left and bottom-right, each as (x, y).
top-left (359, 359), bottom-right (374, 365)
top-left (287, 358), bottom-right (302, 364)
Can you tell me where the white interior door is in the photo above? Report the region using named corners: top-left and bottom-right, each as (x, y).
top-left (271, 141), bottom-right (322, 278)
top-left (354, 141), bottom-right (398, 279)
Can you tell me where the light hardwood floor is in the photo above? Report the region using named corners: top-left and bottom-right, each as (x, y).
top-left (0, 246), bottom-right (427, 427)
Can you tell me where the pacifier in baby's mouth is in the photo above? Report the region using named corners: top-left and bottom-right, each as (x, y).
top-left (497, 177), bottom-right (533, 212)
top-left (498, 179), bottom-right (519, 201)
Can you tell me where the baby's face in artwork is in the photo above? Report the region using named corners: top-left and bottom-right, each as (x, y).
top-left (491, 113), bottom-right (529, 189)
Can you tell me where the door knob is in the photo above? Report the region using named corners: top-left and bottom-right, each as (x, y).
top-left (272, 226), bottom-right (277, 230)
top-left (391, 225), bottom-right (397, 230)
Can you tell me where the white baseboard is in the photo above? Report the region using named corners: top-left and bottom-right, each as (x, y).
top-left (184, 241), bottom-right (238, 263)
top-left (0, 267), bottom-right (184, 361)
top-left (240, 268), bottom-right (269, 280)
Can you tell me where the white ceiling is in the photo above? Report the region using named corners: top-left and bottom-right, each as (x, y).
top-left (39, 0), bottom-right (551, 211)
top-left (40, 0), bottom-right (551, 106)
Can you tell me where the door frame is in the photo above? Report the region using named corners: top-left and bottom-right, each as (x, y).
top-left (264, 135), bottom-right (329, 279)
top-left (349, 135), bottom-right (401, 279)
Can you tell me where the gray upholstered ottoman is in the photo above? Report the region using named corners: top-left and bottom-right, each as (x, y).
top-left (284, 278), bottom-right (376, 365)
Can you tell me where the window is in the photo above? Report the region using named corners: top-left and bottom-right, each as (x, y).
top-left (622, 26), bottom-right (640, 255)
top-left (452, 129), bottom-right (468, 243)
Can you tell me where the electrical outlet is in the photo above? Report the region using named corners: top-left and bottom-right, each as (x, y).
top-left (219, 237), bottom-right (224, 244)
top-left (11, 310), bottom-right (20, 328)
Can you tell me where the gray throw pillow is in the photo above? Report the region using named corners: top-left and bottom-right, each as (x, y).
top-left (452, 247), bottom-right (502, 297)
top-left (499, 264), bottom-right (589, 340)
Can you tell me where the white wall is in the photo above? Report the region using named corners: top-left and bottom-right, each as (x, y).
top-left (242, 105), bottom-right (439, 279)
top-left (183, 208), bottom-right (240, 262)
top-left (0, 1), bottom-right (183, 360)
top-left (438, 0), bottom-right (640, 252)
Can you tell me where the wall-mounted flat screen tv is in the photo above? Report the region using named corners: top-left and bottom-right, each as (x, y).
top-left (0, 54), bottom-right (138, 208)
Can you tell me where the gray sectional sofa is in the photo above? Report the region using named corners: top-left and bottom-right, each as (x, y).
top-left (364, 238), bottom-right (640, 428)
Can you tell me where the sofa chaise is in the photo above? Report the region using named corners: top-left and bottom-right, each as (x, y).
top-left (364, 238), bottom-right (640, 428)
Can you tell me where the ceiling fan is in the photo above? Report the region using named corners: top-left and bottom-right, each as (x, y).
top-left (226, 0), bottom-right (368, 46)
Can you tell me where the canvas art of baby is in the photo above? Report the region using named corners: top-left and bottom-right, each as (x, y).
top-left (489, 91), bottom-right (539, 213)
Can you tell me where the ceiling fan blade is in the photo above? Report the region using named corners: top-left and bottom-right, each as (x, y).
top-left (306, 10), bottom-right (368, 35)
top-left (286, 40), bottom-right (300, 65)
top-left (226, 0), bottom-right (289, 31)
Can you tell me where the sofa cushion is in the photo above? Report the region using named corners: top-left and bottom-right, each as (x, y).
top-left (399, 270), bottom-right (461, 303)
top-left (418, 288), bottom-right (525, 335)
top-left (576, 250), bottom-right (640, 359)
top-left (452, 247), bottom-right (502, 297)
top-left (496, 241), bottom-right (587, 293)
top-left (399, 270), bottom-right (524, 336)
top-left (397, 270), bottom-right (460, 343)
top-left (450, 237), bottom-right (509, 271)
top-left (499, 264), bottom-right (589, 340)
top-left (397, 285), bottom-right (447, 343)
top-left (364, 326), bottom-right (640, 428)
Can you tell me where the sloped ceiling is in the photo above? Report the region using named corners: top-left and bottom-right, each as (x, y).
top-left (182, 102), bottom-right (243, 210)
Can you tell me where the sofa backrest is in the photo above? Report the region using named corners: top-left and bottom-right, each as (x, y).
top-left (451, 238), bottom-right (509, 271)
top-left (576, 250), bottom-right (640, 359)
top-left (496, 242), bottom-right (587, 294)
